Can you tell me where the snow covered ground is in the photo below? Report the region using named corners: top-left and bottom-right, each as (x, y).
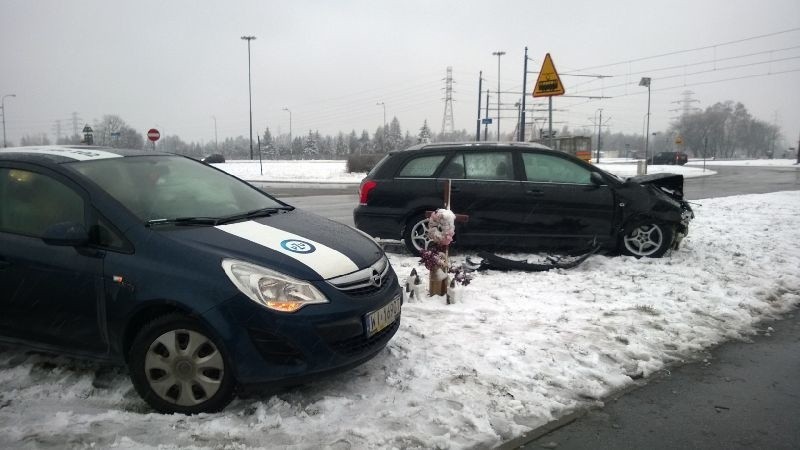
top-left (213, 160), bottom-right (367, 183)
top-left (1, 191), bottom-right (799, 449)
top-left (214, 159), bottom-right (715, 182)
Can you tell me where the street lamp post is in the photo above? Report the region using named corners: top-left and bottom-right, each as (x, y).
top-left (492, 51), bottom-right (505, 141)
top-left (639, 77), bottom-right (652, 174)
top-left (376, 102), bottom-right (386, 152)
top-left (211, 116), bottom-right (218, 151)
top-left (282, 107), bottom-right (292, 157)
top-left (2, 94), bottom-right (17, 148)
top-left (241, 35), bottom-right (256, 160)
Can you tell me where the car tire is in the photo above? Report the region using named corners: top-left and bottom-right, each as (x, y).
top-left (620, 220), bottom-right (674, 258)
top-left (128, 313), bottom-right (236, 414)
top-left (403, 214), bottom-right (432, 256)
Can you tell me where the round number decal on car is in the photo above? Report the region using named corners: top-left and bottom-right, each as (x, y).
top-left (280, 239), bottom-right (316, 254)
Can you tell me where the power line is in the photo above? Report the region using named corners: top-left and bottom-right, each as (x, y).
top-left (573, 27), bottom-right (800, 72)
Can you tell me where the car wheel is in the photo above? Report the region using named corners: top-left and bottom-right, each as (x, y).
top-left (403, 214), bottom-right (432, 256)
top-left (128, 314), bottom-right (236, 414)
top-left (621, 220), bottom-right (674, 258)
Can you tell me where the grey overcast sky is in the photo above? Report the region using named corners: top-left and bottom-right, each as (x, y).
top-left (1, 0), bottom-right (799, 148)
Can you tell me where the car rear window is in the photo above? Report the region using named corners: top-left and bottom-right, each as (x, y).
top-left (397, 154), bottom-right (446, 178)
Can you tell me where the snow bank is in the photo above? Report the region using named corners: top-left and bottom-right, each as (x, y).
top-left (686, 158), bottom-right (798, 167)
top-left (1, 192), bottom-right (799, 449)
top-left (213, 160), bottom-right (366, 183)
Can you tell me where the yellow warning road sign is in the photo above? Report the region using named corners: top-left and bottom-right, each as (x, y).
top-left (533, 53), bottom-right (565, 97)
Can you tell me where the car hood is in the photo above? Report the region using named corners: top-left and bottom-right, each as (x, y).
top-left (626, 173), bottom-right (684, 193)
top-left (157, 208), bottom-right (384, 281)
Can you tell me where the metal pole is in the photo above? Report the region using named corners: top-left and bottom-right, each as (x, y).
top-left (596, 108), bottom-right (603, 163)
top-left (520, 47), bottom-right (528, 142)
top-left (241, 36), bottom-right (256, 160)
top-left (644, 84), bottom-right (651, 174)
top-left (212, 116), bottom-right (218, 151)
top-left (484, 90), bottom-right (490, 141)
top-left (796, 132), bottom-right (800, 165)
top-left (257, 135), bottom-right (263, 175)
top-left (703, 135), bottom-right (708, 172)
top-left (548, 96), bottom-right (553, 148)
top-left (476, 71), bottom-right (482, 141)
top-left (2, 94), bottom-right (16, 148)
top-left (376, 102), bottom-right (386, 152)
top-left (283, 107), bottom-right (292, 158)
top-left (492, 51), bottom-right (505, 141)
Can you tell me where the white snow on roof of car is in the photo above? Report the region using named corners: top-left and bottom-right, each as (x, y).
top-left (1, 146), bottom-right (123, 161)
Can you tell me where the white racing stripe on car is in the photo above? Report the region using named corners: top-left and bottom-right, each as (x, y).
top-left (3, 146), bottom-right (124, 161)
top-left (215, 221), bottom-right (360, 279)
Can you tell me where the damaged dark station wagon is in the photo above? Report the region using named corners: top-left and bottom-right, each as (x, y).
top-left (354, 142), bottom-right (693, 258)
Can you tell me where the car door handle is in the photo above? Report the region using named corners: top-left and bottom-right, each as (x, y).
top-left (450, 186), bottom-right (461, 193)
top-left (525, 189), bottom-right (543, 196)
top-left (0, 259), bottom-right (10, 270)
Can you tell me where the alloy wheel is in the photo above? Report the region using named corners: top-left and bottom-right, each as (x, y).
top-left (410, 218), bottom-right (432, 253)
top-left (623, 223), bottom-right (664, 257)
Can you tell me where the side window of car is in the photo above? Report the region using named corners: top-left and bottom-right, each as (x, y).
top-left (440, 153), bottom-right (466, 178)
top-left (522, 153), bottom-right (592, 184)
top-left (397, 155), bottom-right (447, 178)
top-left (463, 152), bottom-right (514, 180)
top-left (0, 168), bottom-right (86, 237)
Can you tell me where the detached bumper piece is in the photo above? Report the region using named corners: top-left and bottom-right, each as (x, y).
top-left (465, 243), bottom-right (600, 272)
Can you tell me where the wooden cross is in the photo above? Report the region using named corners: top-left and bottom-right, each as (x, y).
top-left (424, 179), bottom-right (470, 295)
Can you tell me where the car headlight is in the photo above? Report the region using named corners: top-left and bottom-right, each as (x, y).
top-left (221, 259), bottom-right (328, 313)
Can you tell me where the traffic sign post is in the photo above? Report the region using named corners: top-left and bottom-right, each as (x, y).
top-left (532, 53), bottom-right (566, 148)
top-left (147, 128), bottom-right (160, 151)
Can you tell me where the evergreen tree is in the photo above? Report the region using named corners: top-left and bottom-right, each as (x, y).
top-left (418, 120), bottom-right (432, 144)
top-left (303, 130), bottom-right (319, 158)
top-left (388, 117), bottom-right (402, 151)
top-left (348, 130), bottom-right (358, 154)
top-left (359, 130), bottom-right (371, 154)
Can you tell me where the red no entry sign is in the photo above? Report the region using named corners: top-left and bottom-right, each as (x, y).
top-left (147, 128), bottom-right (161, 142)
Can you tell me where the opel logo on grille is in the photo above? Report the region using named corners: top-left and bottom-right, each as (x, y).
top-left (369, 269), bottom-right (383, 288)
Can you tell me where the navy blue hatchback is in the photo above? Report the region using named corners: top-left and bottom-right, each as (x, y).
top-left (0, 146), bottom-right (402, 414)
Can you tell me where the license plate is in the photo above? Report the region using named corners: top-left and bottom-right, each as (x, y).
top-left (365, 296), bottom-right (402, 338)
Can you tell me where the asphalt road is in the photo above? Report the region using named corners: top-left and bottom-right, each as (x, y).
top-left (509, 311), bottom-right (800, 450)
top-left (683, 165), bottom-right (800, 200)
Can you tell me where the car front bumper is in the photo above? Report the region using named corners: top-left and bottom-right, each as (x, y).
top-left (203, 270), bottom-right (402, 386)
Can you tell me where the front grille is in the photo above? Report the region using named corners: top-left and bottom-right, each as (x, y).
top-left (328, 317), bottom-right (400, 356)
top-left (327, 256), bottom-right (391, 297)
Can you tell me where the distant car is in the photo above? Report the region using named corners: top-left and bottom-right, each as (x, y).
top-left (201, 153), bottom-right (225, 164)
top-left (0, 146), bottom-right (401, 414)
top-left (648, 151), bottom-right (688, 165)
top-left (354, 142), bottom-right (693, 258)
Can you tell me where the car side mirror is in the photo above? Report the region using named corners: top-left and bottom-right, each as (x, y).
top-left (41, 222), bottom-right (90, 247)
top-left (590, 172), bottom-right (605, 186)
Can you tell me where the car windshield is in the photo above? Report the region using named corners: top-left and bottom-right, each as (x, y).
top-left (69, 155), bottom-right (286, 223)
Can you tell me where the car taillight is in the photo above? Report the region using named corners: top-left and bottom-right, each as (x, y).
top-left (359, 180), bottom-right (377, 205)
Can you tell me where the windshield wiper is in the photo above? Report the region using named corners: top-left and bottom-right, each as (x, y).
top-left (214, 207), bottom-right (281, 225)
top-left (145, 217), bottom-right (221, 227)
